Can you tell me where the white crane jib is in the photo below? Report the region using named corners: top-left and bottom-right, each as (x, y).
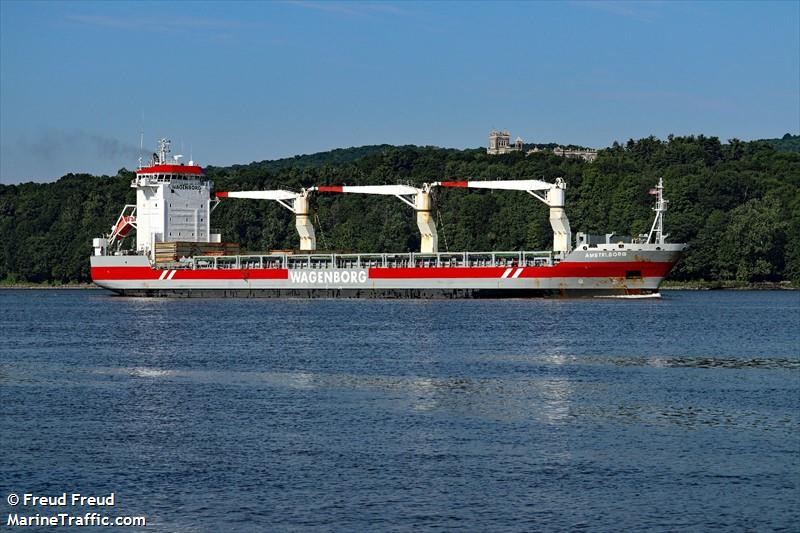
top-left (215, 189), bottom-right (316, 251)
top-left (435, 178), bottom-right (572, 253)
top-left (313, 184), bottom-right (439, 254)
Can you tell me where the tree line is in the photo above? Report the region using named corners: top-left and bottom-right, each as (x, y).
top-left (1, 134), bottom-right (798, 284)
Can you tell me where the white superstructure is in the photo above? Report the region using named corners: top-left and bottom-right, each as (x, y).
top-left (122, 139), bottom-right (216, 260)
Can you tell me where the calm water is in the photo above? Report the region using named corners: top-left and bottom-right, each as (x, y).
top-left (1, 290), bottom-right (798, 531)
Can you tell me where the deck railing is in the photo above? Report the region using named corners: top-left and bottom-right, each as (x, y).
top-left (183, 251), bottom-right (555, 270)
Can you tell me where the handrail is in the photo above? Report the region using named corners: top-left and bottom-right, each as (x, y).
top-left (188, 250), bottom-right (555, 270)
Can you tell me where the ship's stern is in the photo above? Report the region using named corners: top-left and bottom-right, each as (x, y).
top-left (90, 255), bottom-right (153, 294)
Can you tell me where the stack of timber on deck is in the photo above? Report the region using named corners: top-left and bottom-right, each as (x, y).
top-left (154, 241), bottom-right (240, 263)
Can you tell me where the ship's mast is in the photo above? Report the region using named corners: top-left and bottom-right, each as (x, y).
top-left (647, 178), bottom-right (668, 244)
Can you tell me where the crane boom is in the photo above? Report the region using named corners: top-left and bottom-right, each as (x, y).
top-left (314, 185), bottom-right (421, 196)
top-left (216, 190), bottom-right (299, 201)
top-left (437, 179), bottom-right (552, 191)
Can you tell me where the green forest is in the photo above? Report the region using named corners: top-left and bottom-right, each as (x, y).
top-left (1, 134), bottom-right (799, 285)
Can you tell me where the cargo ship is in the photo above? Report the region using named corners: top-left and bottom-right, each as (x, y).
top-left (90, 139), bottom-right (686, 297)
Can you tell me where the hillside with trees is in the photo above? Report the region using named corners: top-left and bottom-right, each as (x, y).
top-left (761, 133), bottom-right (800, 153)
top-left (1, 135), bottom-right (799, 285)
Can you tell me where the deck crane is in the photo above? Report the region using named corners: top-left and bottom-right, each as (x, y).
top-left (313, 184), bottom-right (439, 254)
top-left (434, 178), bottom-right (572, 253)
top-left (214, 189), bottom-right (316, 251)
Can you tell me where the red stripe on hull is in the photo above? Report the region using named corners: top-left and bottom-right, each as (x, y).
top-left (369, 261), bottom-right (673, 279)
top-left (91, 267), bottom-right (158, 280)
top-left (524, 261), bottom-right (673, 278)
top-left (92, 261), bottom-right (674, 282)
top-left (369, 267), bottom-right (506, 279)
top-left (173, 269), bottom-right (288, 280)
top-left (91, 267), bottom-right (288, 281)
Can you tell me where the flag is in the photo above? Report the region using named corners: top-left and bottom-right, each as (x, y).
top-left (648, 188), bottom-right (658, 195)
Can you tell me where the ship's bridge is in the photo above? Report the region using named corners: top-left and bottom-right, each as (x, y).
top-left (134, 163), bottom-right (206, 186)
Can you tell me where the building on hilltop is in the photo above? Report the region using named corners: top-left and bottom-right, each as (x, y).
top-left (487, 130), bottom-right (524, 154)
top-left (551, 146), bottom-right (598, 162)
top-left (526, 145), bottom-right (598, 162)
top-left (488, 130), bottom-right (598, 162)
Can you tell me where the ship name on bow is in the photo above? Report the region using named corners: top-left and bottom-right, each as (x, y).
top-left (584, 251), bottom-right (628, 258)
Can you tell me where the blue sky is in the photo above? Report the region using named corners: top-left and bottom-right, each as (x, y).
top-left (1, 0), bottom-right (798, 183)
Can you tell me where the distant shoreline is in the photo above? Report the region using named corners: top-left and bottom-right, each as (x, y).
top-left (659, 281), bottom-right (797, 291)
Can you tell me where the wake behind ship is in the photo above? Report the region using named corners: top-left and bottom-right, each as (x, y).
top-left (90, 139), bottom-right (686, 298)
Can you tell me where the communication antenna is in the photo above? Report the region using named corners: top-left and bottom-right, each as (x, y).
top-left (138, 131), bottom-right (144, 168)
top-left (138, 109), bottom-right (145, 168)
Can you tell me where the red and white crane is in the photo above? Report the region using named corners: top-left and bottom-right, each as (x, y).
top-left (434, 178), bottom-right (572, 253)
top-left (215, 189), bottom-right (316, 251)
top-left (313, 184), bottom-right (438, 253)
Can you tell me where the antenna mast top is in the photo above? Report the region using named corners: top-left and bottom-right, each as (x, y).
top-left (157, 138), bottom-right (171, 165)
top-left (137, 131), bottom-right (144, 169)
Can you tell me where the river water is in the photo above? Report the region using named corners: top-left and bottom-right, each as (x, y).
top-left (1, 290), bottom-right (798, 531)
